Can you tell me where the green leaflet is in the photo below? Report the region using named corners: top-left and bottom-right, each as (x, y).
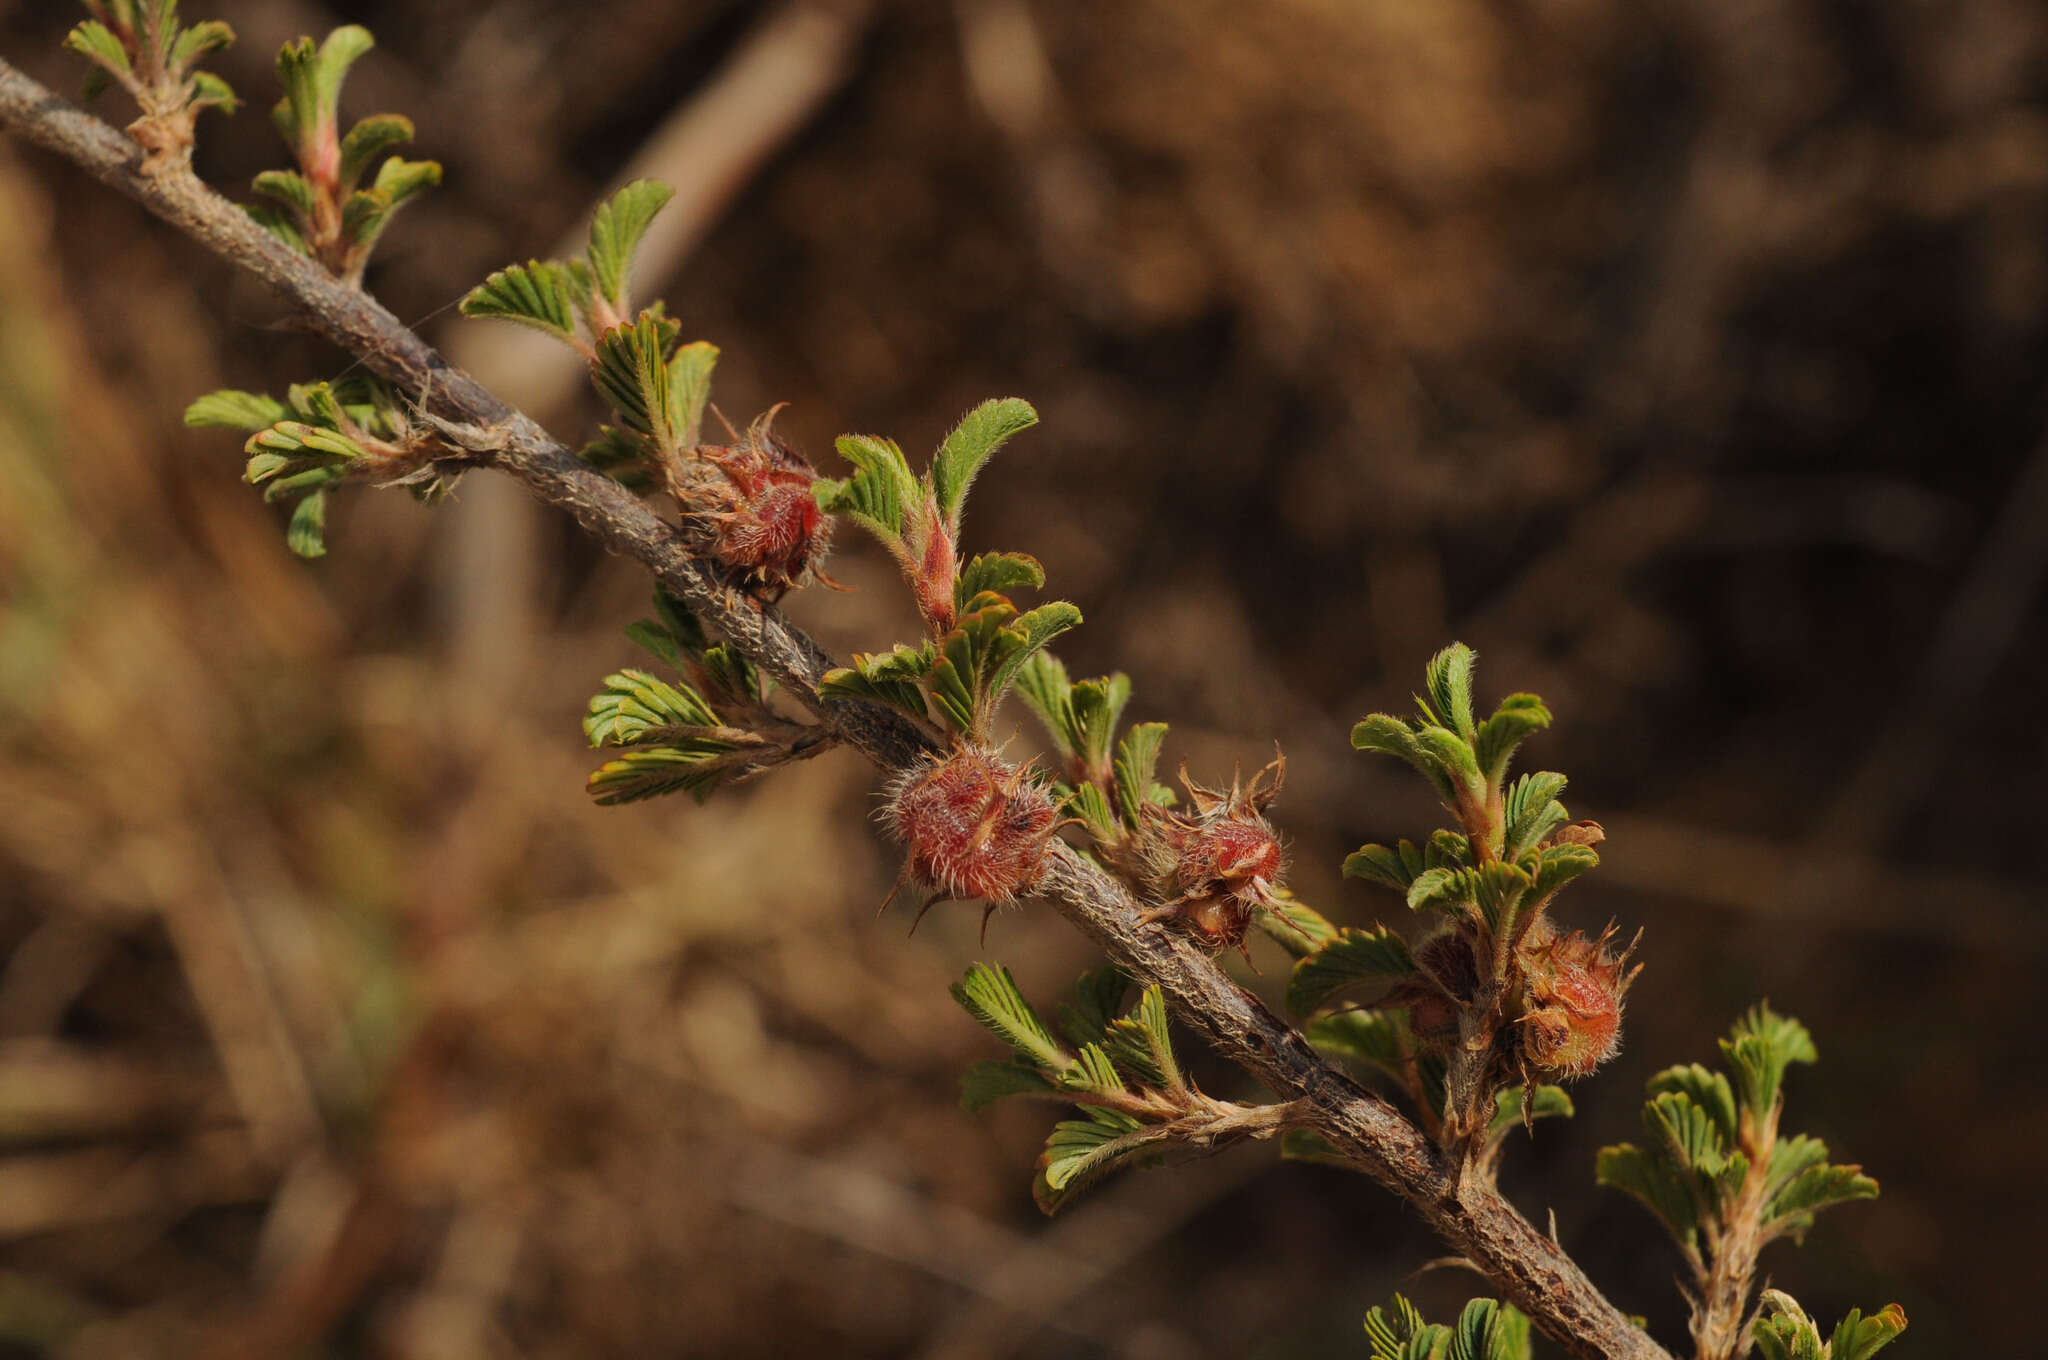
top-left (818, 643), bottom-right (936, 721)
top-left (1752, 1292), bottom-right (1907, 1360)
top-left (586, 180), bottom-right (676, 310)
top-left (591, 312), bottom-right (682, 446)
top-left (1364, 1295), bottom-right (1531, 1360)
top-left (955, 552), bottom-right (1047, 616)
top-left (1420, 642), bottom-right (1477, 739)
top-left (817, 433), bottom-right (918, 548)
top-left (1487, 1084), bottom-right (1573, 1140)
top-left (931, 397), bottom-right (1037, 535)
top-left (1285, 925), bottom-right (1416, 1018)
top-left (1601, 1007), bottom-right (1880, 1266)
top-left (950, 963), bottom-right (1069, 1073)
top-left (1113, 721), bottom-right (1171, 828)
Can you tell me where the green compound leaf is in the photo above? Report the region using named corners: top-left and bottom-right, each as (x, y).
top-left (951, 963), bottom-right (1071, 1074)
top-left (1421, 643), bottom-right (1477, 739)
top-left (1011, 651), bottom-right (1073, 756)
top-left (667, 341), bottom-right (718, 451)
top-left (1829, 1304), bottom-right (1909, 1360)
top-left (580, 666), bottom-right (753, 805)
top-left (337, 111), bottom-right (413, 191)
top-left (340, 156), bottom-right (441, 265)
top-left (1753, 1292), bottom-right (1906, 1360)
top-left (1104, 985), bottom-right (1181, 1093)
top-left (1113, 721), bottom-right (1171, 828)
top-left (1501, 770), bottom-right (1569, 860)
top-left (818, 642), bottom-right (936, 720)
top-left (1303, 1010), bottom-right (1414, 1085)
top-left (251, 168), bottom-right (316, 215)
top-left (586, 179), bottom-right (676, 310)
top-left (1351, 714), bottom-right (1458, 804)
top-left (1064, 1042), bottom-right (1126, 1101)
top-left (818, 433), bottom-right (919, 550)
top-left (1286, 925), bottom-right (1416, 1018)
top-left (1488, 1084), bottom-right (1574, 1140)
top-left (1257, 892), bottom-right (1340, 958)
top-left (1364, 1294), bottom-right (1527, 1360)
top-left (1453, 1298), bottom-right (1532, 1360)
top-left (460, 260), bottom-right (586, 343)
top-left (591, 311), bottom-right (683, 448)
top-left (1596, 1141), bottom-right (1699, 1246)
top-left (960, 1058), bottom-right (1060, 1112)
top-left (583, 746), bottom-right (731, 805)
top-left (171, 19), bottom-right (237, 67)
top-left (1646, 1063), bottom-right (1738, 1149)
top-left (1473, 692), bottom-right (1551, 788)
top-left (1644, 1090), bottom-right (1735, 1183)
top-left (1765, 1133), bottom-right (1831, 1197)
top-left (955, 551), bottom-right (1047, 615)
top-left (1033, 1111), bottom-right (1167, 1213)
top-left (185, 389), bottom-right (289, 431)
top-left (1766, 1162), bottom-right (1879, 1237)
top-left (1529, 841), bottom-right (1599, 899)
top-left (284, 488), bottom-right (328, 558)
top-left (1364, 1293), bottom-right (1442, 1360)
top-left (188, 69), bottom-right (239, 114)
top-left (244, 202), bottom-right (309, 254)
top-left (1407, 862), bottom-right (1530, 936)
top-left (582, 666), bottom-right (718, 746)
top-left (272, 26), bottom-right (375, 157)
top-left (927, 598), bottom-right (1081, 737)
top-left (1721, 1003), bottom-right (1818, 1119)
top-left (1343, 836), bottom-right (1468, 892)
top-left (931, 397), bottom-right (1037, 536)
top-left (1056, 965), bottom-right (1129, 1050)
top-left (65, 22), bottom-right (134, 85)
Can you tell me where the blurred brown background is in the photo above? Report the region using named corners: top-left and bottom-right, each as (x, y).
top-left (1, 0), bottom-right (2043, 1355)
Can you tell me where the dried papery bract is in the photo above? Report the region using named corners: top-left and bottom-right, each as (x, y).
top-left (883, 745), bottom-right (1062, 938)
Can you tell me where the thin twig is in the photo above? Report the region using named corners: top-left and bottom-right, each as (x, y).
top-left (0, 61), bottom-right (1671, 1360)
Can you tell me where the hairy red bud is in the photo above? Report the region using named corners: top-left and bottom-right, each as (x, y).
top-left (692, 407), bottom-right (835, 600)
top-left (1515, 922), bottom-right (1640, 1079)
top-left (1131, 754), bottom-right (1287, 957)
top-left (883, 747), bottom-right (1060, 917)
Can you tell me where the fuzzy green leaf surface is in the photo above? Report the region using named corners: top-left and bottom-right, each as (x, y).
top-left (585, 179), bottom-right (675, 310)
top-left (931, 397), bottom-right (1037, 535)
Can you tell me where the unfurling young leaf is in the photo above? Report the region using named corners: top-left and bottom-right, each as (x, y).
top-left (65, 3), bottom-right (240, 165)
top-left (585, 179), bottom-right (677, 314)
top-left (931, 397), bottom-right (1038, 535)
top-left (1285, 925), bottom-right (1417, 1018)
top-left (1752, 1291), bottom-right (1907, 1360)
top-left (1363, 1294), bottom-right (1531, 1360)
top-left (949, 963), bottom-right (1071, 1075)
top-left (256, 26), bottom-right (438, 282)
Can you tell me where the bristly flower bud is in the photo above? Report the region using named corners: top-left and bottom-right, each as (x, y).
top-left (882, 746), bottom-right (1061, 937)
top-left (689, 406), bottom-right (838, 601)
top-left (1514, 920), bottom-right (1641, 1079)
top-left (1128, 754), bottom-right (1288, 960)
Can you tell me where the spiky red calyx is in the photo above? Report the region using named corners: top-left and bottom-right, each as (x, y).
top-left (1515, 921), bottom-right (1641, 1079)
top-left (1130, 755), bottom-right (1288, 956)
top-left (692, 408), bottom-right (835, 599)
top-left (883, 746), bottom-right (1060, 914)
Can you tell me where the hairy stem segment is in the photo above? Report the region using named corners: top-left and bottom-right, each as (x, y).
top-left (1689, 1087), bottom-right (1782, 1360)
top-left (0, 59), bottom-right (1670, 1360)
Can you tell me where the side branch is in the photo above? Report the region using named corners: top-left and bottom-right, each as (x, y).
top-left (0, 59), bottom-right (1669, 1360)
